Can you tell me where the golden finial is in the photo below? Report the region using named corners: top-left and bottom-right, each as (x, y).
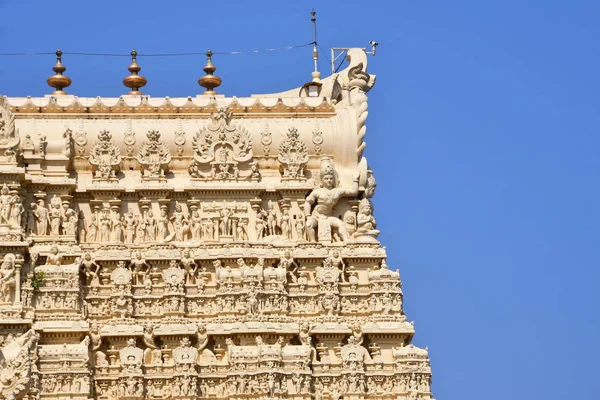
top-left (198, 50), bottom-right (222, 95)
top-left (47, 49), bottom-right (72, 95)
top-left (123, 50), bottom-right (147, 95)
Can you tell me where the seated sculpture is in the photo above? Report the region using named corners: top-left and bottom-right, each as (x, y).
top-left (304, 157), bottom-right (359, 243)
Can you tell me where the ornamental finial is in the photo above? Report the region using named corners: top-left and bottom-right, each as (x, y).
top-left (47, 49), bottom-right (72, 95)
top-left (123, 49), bottom-right (147, 95)
top-left (198, 50), bottom-right (222, 95)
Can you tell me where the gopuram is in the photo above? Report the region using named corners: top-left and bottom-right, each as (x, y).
top-left (0, 47), bottom-right (433, 399)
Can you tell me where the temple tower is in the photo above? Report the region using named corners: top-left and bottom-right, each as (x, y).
top-left (0, 47), bottom-right (433, 399)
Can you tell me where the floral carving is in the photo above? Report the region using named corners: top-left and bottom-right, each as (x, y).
top-left (278, 127), bottom-right (308, 181)
top-left (136, 130), bottom-right (171, 180)
top-left (89, 130), bottom-right (121, 182)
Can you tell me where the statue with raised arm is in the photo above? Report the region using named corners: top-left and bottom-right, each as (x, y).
top-left (304, 157), bottom-right (359, 242)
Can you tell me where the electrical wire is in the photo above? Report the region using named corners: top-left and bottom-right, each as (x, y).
top-left (0, 42), bottom-right (315, 57)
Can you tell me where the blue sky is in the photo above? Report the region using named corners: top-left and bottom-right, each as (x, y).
top-left (1, 1), bottom-right (599, 398)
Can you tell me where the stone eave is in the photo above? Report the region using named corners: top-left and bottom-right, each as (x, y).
top-left (6, 95), bottom-right (336, 119)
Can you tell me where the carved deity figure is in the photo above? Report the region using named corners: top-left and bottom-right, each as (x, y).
top-left (279, 250), bottom-right (300, 283)
top-left (136, 130), bottom-right (171, 179)
top-left (170, 203), bottom-right (189, 241)
top-left (142, 325), bottom-right (161, 365)
top-left (180, 249), bottom-right (198, 284)
top-left (279, 208), bottom-right (292, 240)
top-left (255, 208), bottom-right (267, 240)
top-left (49, 196), bottom-right (63, 236)
top-left (156, 208), bottom-right (168, 242)
top-left (99, 209), bottom-right (111, 243)
top-left (219, 208), bottom-right (233, 236)
top-left (278, 127), bottom-right (308, 180)
top-left (8, 194), bottom-right (24, 230)
top-left (190, 211), bottom-right (202, 241)
top-left (86, 214), bottom-right (98, 243)
top-left (89, 130), bottom-right (121, 181)
top-left (0, 254), bottom-right (16, 303)
top-left (189, 109), bottom-right (254, 180)
top-left (123, 209), bottom-right (137, 244)
top-left (266, 201), bottom-right (278, 236)
top-left (304, 157), bottom-right (359, 242)
top-left (46, 245), bottom-right (63, 266)
top-left (34, 199), bottom-right (50, 236)
top-left (355, 198), bottom-right (380, 240)
top-left (142, 210), bottom-right (156, 242)
top-left (79, 252), bottom-right (101, 286)
top-left (129, 251), bottom-right (150, 285)
top-left (0, 184), bottom-right (11, 225)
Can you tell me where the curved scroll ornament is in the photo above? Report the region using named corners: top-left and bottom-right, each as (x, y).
top-left (136, 130), bottom-right (171, 181)
top-left (89, 130), bottom-right (121, 182)
top-left (278, 127), bottom-right (308, 181)
top-left (189, 109), bottom-right (256, 181)
top-left (0, 97), bottom-right (19, 165)
top-left (0, 330), bottom-right (39, 400)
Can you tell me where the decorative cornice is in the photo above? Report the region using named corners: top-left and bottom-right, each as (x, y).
top-left (7, 96), bottom-right (335, 118)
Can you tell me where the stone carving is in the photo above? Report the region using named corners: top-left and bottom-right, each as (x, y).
top-left (354, 198), bottom-right (380, 242)
top-left (189, 109), bottom-right (255, 181)
top-left (89, 130), bottom-right (121, 182)
top-left (0, 96), bottom-right (19, 165)
top-left (0, 254), bottom-right (16, 303)
top-left (0, 51), bottom-right (433, 400)
top-left (278, 127), bottom-right (308, 180)
top-left (304, 157), bottom-right (359, 242)
top-left (0, 330), bottom-right (39, 399)
top-left (136, 130), bottom-right (171, 180)
top-left (0, 184), bottom-right (23, 236)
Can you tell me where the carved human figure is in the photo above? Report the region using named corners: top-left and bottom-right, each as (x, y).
top-left (180, 249), bottom-right (197, 284)
top-left (190, 211), bottom-right (202, 241)
top-left (279, 208), bottom-right (291, 240)
top-left (111, 207), bottom-right (123, 242)
top-left (355, 198), bottom-right (379, 239)
top-left (79, 252), bottom-right (101, 286)
top-left (46, 245), bottom-right (63, 266)
top-left (142, 325), bottom-right (161, 365)
top-left (295, 215), bottom-right (306, 240)
top-left (156, 208), bottom-right (168, 242)
top-left (34, 199), bottom-right (50, 236)
top-left (219, 208), bottom-right (233, 236)
top-left (129, 251), bottom-right (150, 285)
top-left (304, 157), bottom-right (359, 242)
top-left (8, 195), bottom-right (24, 230)
top-left (99, 210), bottom-right (111, 243)
top-left (329, 250), bottom-right (347, 283)
top-left (255, 208), bottom-right (267, 240)
top-left (236, 219), bottom-right (248, 241)
top-left (60, 201), bottom-right (77, 236)
top-left (279, 250), bottom-right (300, 283)
top-left (170, 203), bottom-right (189, 241)
top-left (144, 210), bottom-right (156, 242)
top-left (49, 200), bottom-right (63, 236)
top-left (266, 201), bottom-right (278, 236)
top-left (123, 209), bottom-right (137, 244)
top-left (26, 204), bottom-right (36, 235)
top-left (87, 214), bottom-right (98, 243)
top-left (0, 255), bottom-right (16, 303)
top-left (78, 210), bottom-right (87, 242)
top-left (0, 184), bottom-right (12, 225)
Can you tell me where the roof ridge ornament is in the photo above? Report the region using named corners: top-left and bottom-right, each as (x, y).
top-left (123, 50), bottom-right (147, 95)
top-left (47, 49), bottom-right (72, 95)
top-left (198, 50), bottom-right (222, 96)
